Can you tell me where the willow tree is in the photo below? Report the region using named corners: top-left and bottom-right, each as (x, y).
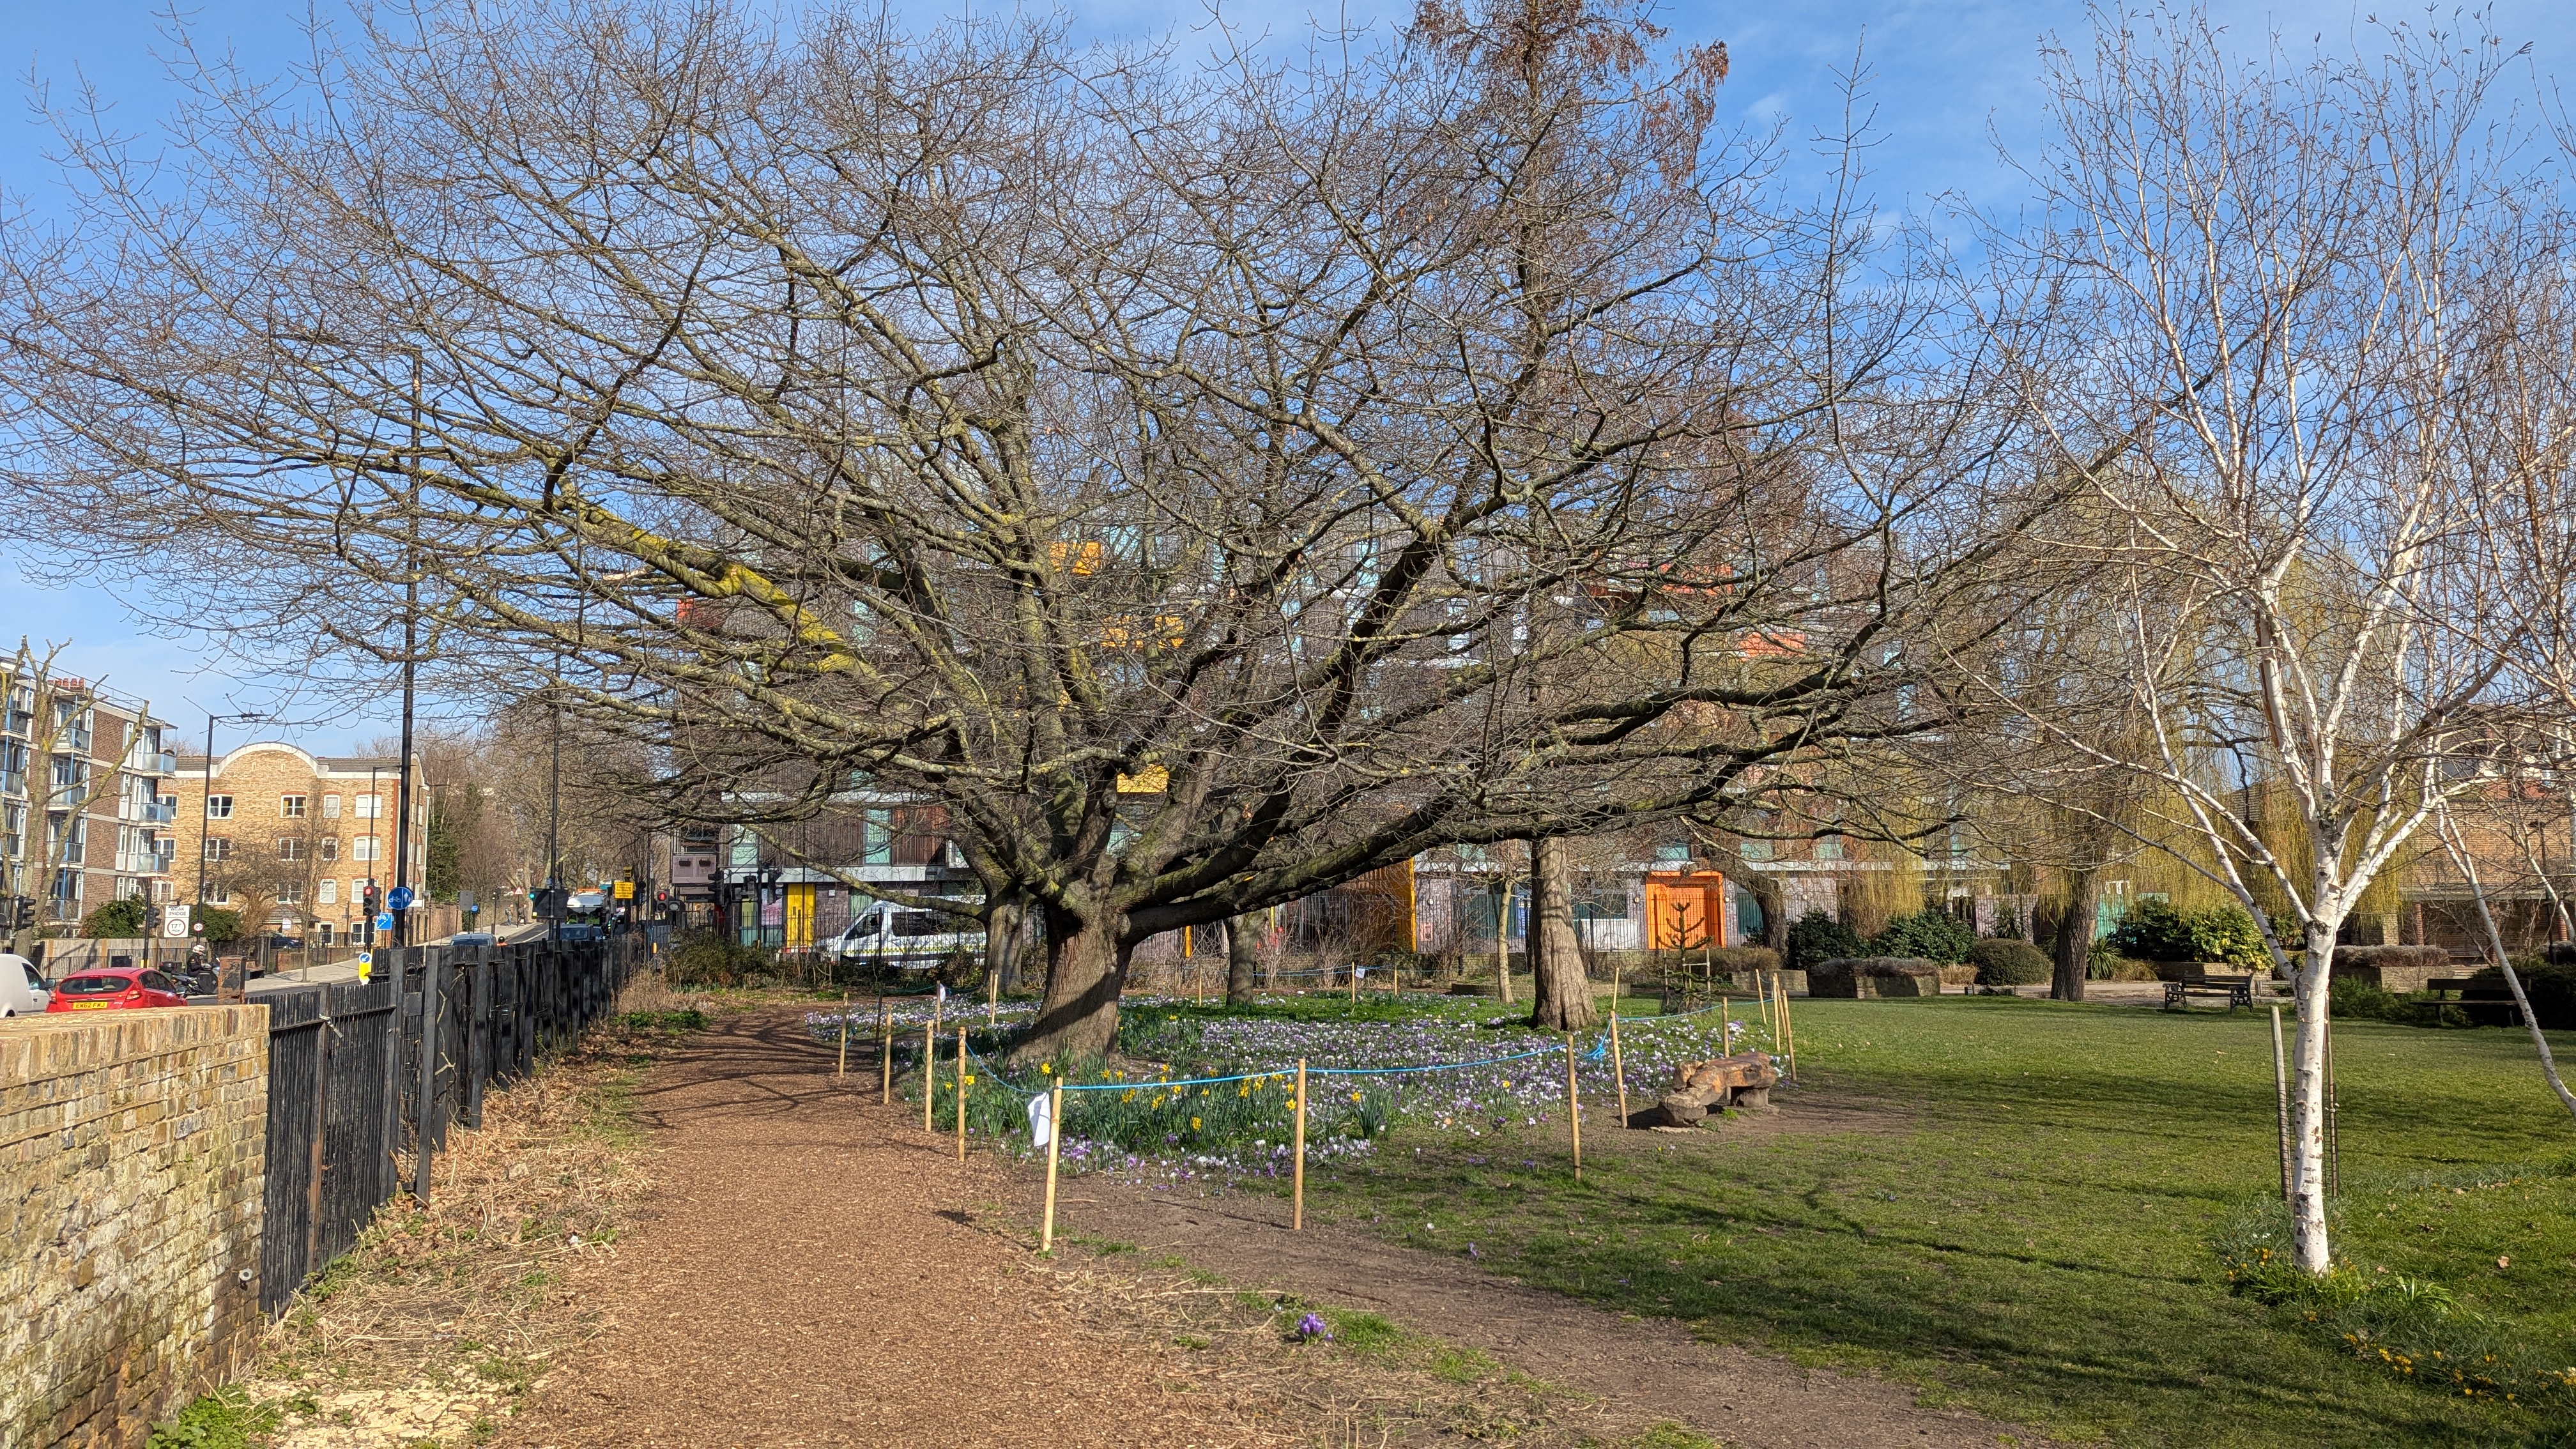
top-left (0, 0), bottom-right (2058, 1059)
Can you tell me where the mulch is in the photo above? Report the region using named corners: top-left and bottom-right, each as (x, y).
top-left (492, 1004), bottom-right (2048, 1449)
top-left (488, 1007), bottom-right (1280, 1448)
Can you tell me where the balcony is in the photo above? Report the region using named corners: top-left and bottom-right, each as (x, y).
top-left (142, 800), bottom-right (176, 824)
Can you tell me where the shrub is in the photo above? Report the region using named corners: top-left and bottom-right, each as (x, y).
top-left (1786, 909), bottom-right (1864, 972)
top-left (666, 931), bottom-right (770, 988)
top-left (2108, 898), bottom-right (2267, 969)
top-left (1967, 938), bottom-right (2051, 986)
top-left (2469, 960), bottom-right (2576, 1031)
top-left (189, 905), bottom-right (243, 946)
top-left (1867, 907), bottom-right (1976, 964)
top-left (81, 897), bottom-right (150, 938)
top-left (1707, 944), bottom-right (1779, 975)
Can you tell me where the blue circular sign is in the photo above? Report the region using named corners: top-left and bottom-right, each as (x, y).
top-left (387, 885), bottom-right (416, 911)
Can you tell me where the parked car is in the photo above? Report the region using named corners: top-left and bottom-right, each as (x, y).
top-left (44, 966), bottom-right (191, 1012)
top-left (825, 900), bottom-right (985, 971)
top-left (0, 953), bottom-right (48, 1015)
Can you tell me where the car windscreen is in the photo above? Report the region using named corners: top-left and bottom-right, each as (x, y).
top-left (56, 974), bottom-right (135, 995)
top-left (891, 911), bottom-right (955, 938)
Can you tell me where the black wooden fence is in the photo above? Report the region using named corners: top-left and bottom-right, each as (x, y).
top-left (254, 931), bottom-right (648, 1314)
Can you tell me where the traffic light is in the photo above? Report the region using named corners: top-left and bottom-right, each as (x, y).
top-left (10, 898), bottom-right (31, 930)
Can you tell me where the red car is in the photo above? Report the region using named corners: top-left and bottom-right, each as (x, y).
top-left (45, 967), bottom-right (192, 1012)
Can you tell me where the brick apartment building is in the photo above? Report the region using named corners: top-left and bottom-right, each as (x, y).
top-left (163, 742), bottom-right (425, 948)
top-left (0, 661), bottom-right (178, 928)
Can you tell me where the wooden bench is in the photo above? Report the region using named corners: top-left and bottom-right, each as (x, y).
top-left (2162, 968), bottom-right (2257, 1011)
top-left (2422, 977), bottom-right (2524, 1027)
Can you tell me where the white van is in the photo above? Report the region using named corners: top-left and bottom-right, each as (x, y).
top-left (825, 900), bottom-right (984, 970)
top-left (0, 953), bottom-right (50, 1016)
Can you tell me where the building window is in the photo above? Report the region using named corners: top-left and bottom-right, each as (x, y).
top-left (352, 837), bottom-right (379, 862)
top-left (316, 922), bottom-right (334, 946)
top-left (321, 793), bottom-right (341, 819)
top-left (280, 794), bottom-right (307, 817)
top-left (204, 884), bottom-right (231, 906)
top-left (203, 838), bottom-right (231, 862)
top-left (318, 878), bottom-right (338, 905)
top-left (206, 795), bottom-right (233, 820)
top-left (354, 794), bottom-right (382, 819)
top-left (278, 837), bottom-right (304, 861)
top-left (277, 881), bottom-right (304, 905)
top-left (1813, 838), bottom-right (1844, 861)
top-left (320, 837), bottom-right (339, 862)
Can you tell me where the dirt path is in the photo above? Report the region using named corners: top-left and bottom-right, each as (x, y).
top-left (496, 1005), bottom-right (2042, 1449)
top-left (1064, 1178), bottom-right (2044, 1449)
top-left (489, 1008), bottom-right (1278, 1448)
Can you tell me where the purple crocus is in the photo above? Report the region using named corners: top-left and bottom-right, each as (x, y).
top-left (1296, 1312), bottom-right (1330, 1340)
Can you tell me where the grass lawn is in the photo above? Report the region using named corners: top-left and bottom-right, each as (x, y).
top-left (1285, 995), bottom-right (2576, 1446)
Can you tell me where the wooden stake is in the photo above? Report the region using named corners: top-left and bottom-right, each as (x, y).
top-left (879, 998), bottom-right (892, 1105)
top-left (836, 992), bottom-right (850, 1078)
top-left (1564, 1034), bottom-right (1582, 1181)
top-left (923, 1023), bottom-right (936, 1133)
top-left (1039, 1083), bottom-right (1063, 1252)
top-left (1291, 1059), bottom-right (1308, 1230)
top-left (1609, 1010), bottom-right (1628, 1128)
top-left (955, 1027), bottom-right (968, 1162)
top-left (2269, 1004), bottom-right (2292, 1206)
top-left (1349, 963), bottom-right (1358, 1004)
top-left (988, 956), bottom-right (999, 1028)
top-left (1720, 996), bottom-right (1729, 1054)
top-left (1778, 976), bottom-right (1797, 1080)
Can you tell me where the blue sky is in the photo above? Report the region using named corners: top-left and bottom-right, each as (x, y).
top-left (4, 0), bottom-right (2573, 749)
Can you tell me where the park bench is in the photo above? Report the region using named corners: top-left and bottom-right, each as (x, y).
top-left (2423, 977), bottom-right (2524, 1028)
top-left (2161, 967), bottom-right (2257, 1012)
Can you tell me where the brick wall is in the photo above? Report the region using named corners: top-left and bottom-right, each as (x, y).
top-left (1, 1007), bottom-right (268, 1448)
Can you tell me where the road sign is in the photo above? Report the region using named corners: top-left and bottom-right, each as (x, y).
top-left (355, 949), bottom-right (373, 983)
top-left (614, 880), bottom-right (635, 901)
top-left (375, 912), bottom-right (395, 933)
top-left (387, 885), bottom-right (415, 912)
top-left (162, 903), bottom-right (190, 939)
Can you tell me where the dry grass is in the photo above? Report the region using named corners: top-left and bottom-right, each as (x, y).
top-left (239, 977), bottom-right (698, 1447)
top-left (992, 1222), bottom-right (1703, 1446)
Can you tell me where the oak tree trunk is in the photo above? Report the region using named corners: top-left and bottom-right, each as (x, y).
top-left (1013, 908), bottom-right (1131, 1066)
top-left (1526, 837), bottom-right (1599, 1031)
top-left (2051, 871), bottom-right (2099, 1002)
top-left (1225, 913), bottom-right (1259, 1005)
top-left (986, 885), bottom-right (1031, 997)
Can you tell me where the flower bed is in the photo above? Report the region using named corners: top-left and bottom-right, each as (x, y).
top-left (815, 993), bottom-right (1762, 1190)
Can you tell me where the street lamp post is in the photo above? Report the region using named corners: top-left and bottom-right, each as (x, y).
top-left (192, 711), bottom-right (263, 938)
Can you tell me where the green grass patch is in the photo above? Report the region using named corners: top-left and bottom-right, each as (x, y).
top-left (613, 1008), bottom-right (707, 1033)
top-left (1282, 995), bottom-right (2576, 1446)
top-left (145, 1387), bottom-right (283, 1449)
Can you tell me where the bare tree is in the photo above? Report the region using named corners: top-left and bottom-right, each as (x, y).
top-left (1974, 6), bottom-right (2573, 1274)
top-left (0, 0), bottom-right (2063, 1061)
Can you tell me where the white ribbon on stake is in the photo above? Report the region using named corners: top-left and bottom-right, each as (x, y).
top-left (1026, 1091), bottom-right (1053, 1149)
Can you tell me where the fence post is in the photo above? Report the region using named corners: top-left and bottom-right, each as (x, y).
top-left (955, 1027), bottom-right (968, 1162)
top-left (413, 947), bottom-right (440, 1203)
top-left (466, 947), bottom-right (493, 1129)
top-left (1292, 1059), bottom-right (1308, 1230)
top-left (923, 1024), bottom-right (936, 1133)
top-left (1039, 1082), bottom-right (1064, 1252)
top-left (1564, 1034), bottom-right (1582, 1182)
top-left (379, 969), bottom-right (406, 1206)
top-left (1609, 1011), bottom-right (1627, 1129)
